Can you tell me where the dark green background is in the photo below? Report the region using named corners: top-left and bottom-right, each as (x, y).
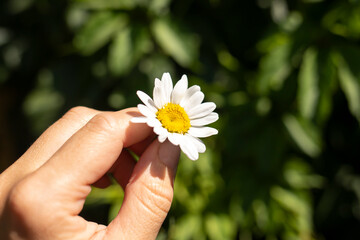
top-left (1, 0), bottom-right (360, 239)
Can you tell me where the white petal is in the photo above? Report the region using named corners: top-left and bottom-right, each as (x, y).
top-left (180, 85), bottom-right (201, 107)
top-left (160, 87), bottom-right (168, 107)
top-left (188, 127), bottom-right (218, 138)
top-left (184, 91), bottom-right (204, 112)
top-left (185, 134), bottom-right (206, 153)
top-left (180, 141), bottom-right (199, 160)
top-left (171, 74), bottom-right (188, 104)
top-left (154, 125), bottom-right (167, 135)
top-left (190, 112), bottom-right (219, 126)
top-left (161, 72), bottom-right (173, 103)
top-left (137, 104), bottom-right (155, 118)
top-left (136, 91), bottom-right (158, 112)
top-left (187, 102), bottom-right (216, 119)
top-left (158, 134), bottom-right (168, 143)
top-left (130, 117), bottom-right (148, 123)
top-left (153, 125), bottom-right (162, 134)
top-left (168, 133), bottom-right (183, 146)
top-left (147, 117), bottom-right (161, 127)
top-left (153, 85), bottom-right (167, 109)
top-left (155, 78), bottom-right (161, 87)
top-left (153, 85), bottom-right (161, 108)
top-left (153, 78), bottom-right (166, 108)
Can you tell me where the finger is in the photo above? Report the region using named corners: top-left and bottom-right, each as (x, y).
top-left (128, 133), bottom-right (156, 156)
top-left (93, 174), bottom-right (112, 189)
top-left (0, 106), bottom-right (99, 211)
top-left (106, 140), bottom-right (180, 240)
top-left (106, 133), bottom-right (155, 190)
top-left (110, 150), bottom-right (137, 189)
top-left (93, 149), bottom-right (136, 189)
top-left (21, 106), bottom-right (100, 170)
top-left (4, 108), bottom-right (153, 240)
top-left (98, 144), bottom-right (148, 190)
top-left (38, 108), bottom-right (152, 199)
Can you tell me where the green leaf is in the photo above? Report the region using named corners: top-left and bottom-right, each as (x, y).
top-left (335, 52), bottom-right (360, 122)
top-left (284, 158), bottom-right (325, 189)
top-left (252, 200), bottom-right (269, 231)
top-left (151, 17), bottom-right (199, 68)
top-left (257, 42), bottom-right (291, 94)
top-left (108, 199), bottom-right (122, 222)
top-left (149, 0), bottom-right (171, 14)
top-left (170, 214), bottom-right (205, 240)
top-left (23, 70), bottom-right (64, 135)
top-left (205, 214), bottom-right (236, 240)
top-left (316, 50), bottom-right (337, 125)
top-left (323, 4), bottom-right (360, 39)
top-left (8, 0), bottom-right (34, 14)
top-left (108, 27), bottom-right (132, 76)
top-left (217, 50), bottom-right (240, 71)
top-left (283, 114), bottom-right (321, 157)
top-left (74, 12), bottom-right (127, 55)
top-left (84, 184), bottom-right (124, 223)
top-left (108, 26), bottom-right (152, 76)
top-left (298, 47), bottom-right (318, 119)
top-left (270, 186), bottom-right (313, 233)
top-left (72, 0), bottom-right (137, 10)
top-left (85, 184), bottom-right (123, 205)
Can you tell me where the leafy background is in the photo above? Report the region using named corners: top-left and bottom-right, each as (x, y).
top-left (1, 0), bottom-right (360, 239)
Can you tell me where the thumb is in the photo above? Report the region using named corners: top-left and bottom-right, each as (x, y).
top-left (106, 140), bottom-right (180, 240)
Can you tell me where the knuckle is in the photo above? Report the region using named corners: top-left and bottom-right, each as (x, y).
top-left (61, 106), bottom-right (94, 125)
top-left (8, 179), bottom-right (38, 216)
top-left (7, 178), bottom-right (60, 235)
top-left (86, 113), bottom-right (119, 135)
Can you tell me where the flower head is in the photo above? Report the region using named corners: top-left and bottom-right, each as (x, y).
top-left (131, 73), bottom-right (218, 160)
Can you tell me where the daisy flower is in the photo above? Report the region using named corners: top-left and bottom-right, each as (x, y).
top-left (131, 72), bottom-right (219, 160)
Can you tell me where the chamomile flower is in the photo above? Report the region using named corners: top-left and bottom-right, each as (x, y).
top-left (131, 73), bottom-right (218, 160)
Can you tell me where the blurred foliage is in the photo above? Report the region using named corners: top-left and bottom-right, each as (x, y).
top-left (1, 0), bottom-right (360, 239)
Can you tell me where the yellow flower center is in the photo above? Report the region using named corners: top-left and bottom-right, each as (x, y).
top-left (156, 103), bottom-right (191, 134)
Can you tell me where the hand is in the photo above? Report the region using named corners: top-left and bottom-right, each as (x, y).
top-left (0, 107), bottom-right (180, 240)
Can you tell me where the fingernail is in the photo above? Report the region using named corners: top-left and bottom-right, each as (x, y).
top-left (158, 140), bottom-right (180, 170)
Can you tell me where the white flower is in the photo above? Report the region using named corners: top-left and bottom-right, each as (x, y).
top-left (131, 72), bottom-right (219, 160)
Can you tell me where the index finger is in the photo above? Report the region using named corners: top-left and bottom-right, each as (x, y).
top-left (0, 106), bottom-right (100, 212)
top-left (39, 108), bottom-right (152, 193)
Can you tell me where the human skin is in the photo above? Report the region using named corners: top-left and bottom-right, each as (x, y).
top-left (0, 107), bottom-right (180, 240)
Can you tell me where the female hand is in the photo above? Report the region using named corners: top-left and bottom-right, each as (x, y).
top-left (0, 107), bottom-right (180, 240)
